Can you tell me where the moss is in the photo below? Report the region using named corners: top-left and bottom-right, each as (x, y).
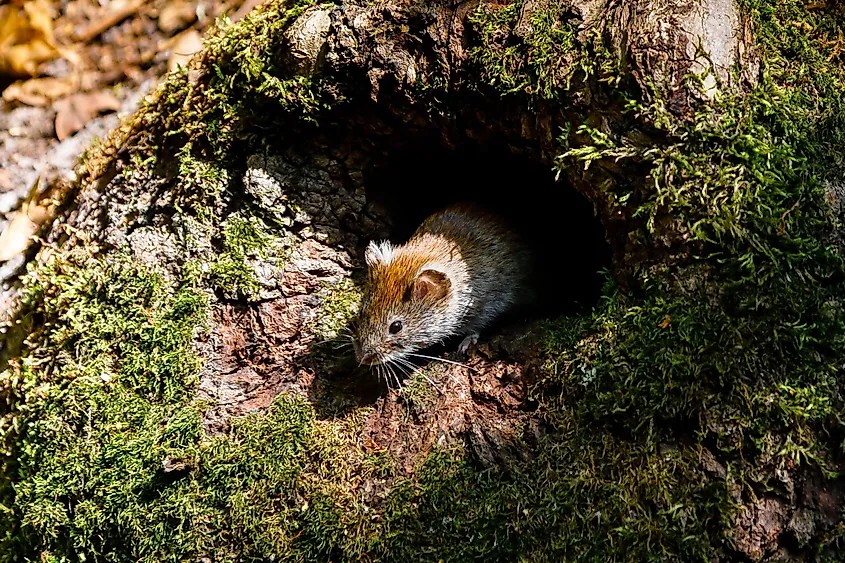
top-left (312, 278), bottom-right (362, 343)
top-left (398, 366), bottom-right (441, 411)
top-left (121, 0), bottom-right (331, 217)
top-left (173, 146), bottom-right (231, 221)
top-left (206, 214), bottom-right (275, 298)
top-left (530, 0), bottom-right (845, 557)
top-left (467, 1), bottom-right (579, 101)
top-left (0, 249), bottom-right (209, 558)
top-left (372, 435), bottom-right (725, 562)
top-left (0, 247), bottom-right (381, 561)
top-left (466, 0), bottom-right (623, 104)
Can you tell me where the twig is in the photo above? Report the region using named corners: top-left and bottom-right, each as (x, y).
top-left (75, 0), bottom-right (147, 43)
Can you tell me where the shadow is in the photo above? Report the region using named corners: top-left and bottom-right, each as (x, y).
top-left (299, 138), bottom-right (613, 421)
top-left (363, 139), bottom-right (612, 316)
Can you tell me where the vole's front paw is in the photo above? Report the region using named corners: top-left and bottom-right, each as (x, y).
top-left (458, 333), bottom-right (479, 356)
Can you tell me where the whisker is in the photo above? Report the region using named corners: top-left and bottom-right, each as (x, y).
top-left (406, 352), bottom-right (477, 372)
top-left (325, 342), bottom-right (353, 351)
top-left (386, 361), bottom-right (404, 391)
top-left (393, 357), bottom-right (418, 374)
top-left (391, 358), bottom-right (412, 377)
top-left (382, 362), bottom-right (394, 391)
top-left (394, 357), bottom-right (446, 395)
top-left (394, 357), bottom-right (423, 378)
top-left (421, 373), bottom-right (444, 394)
top-left (393, 358), bottom-right (424, 385)
top-left (375, 354), bottom-right (399, 392)
top-left (402, 355), bottom-right (468, 390)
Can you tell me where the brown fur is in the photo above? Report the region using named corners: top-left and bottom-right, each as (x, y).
top-left (366, 236), bottom-right (453, 307)
top-left (353, 203), bottom-right (533, 366)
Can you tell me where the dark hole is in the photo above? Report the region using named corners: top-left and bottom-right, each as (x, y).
top-left (363, 139), bottom-right (613, 318)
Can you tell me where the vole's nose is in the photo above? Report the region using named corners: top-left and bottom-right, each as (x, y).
top-left (359, 351), bottom-right (378, 365)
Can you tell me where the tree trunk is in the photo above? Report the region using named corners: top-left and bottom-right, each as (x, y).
top-left (2, 0), bottom-right (844, 561)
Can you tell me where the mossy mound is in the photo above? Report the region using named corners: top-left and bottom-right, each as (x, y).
top-left (2, 0), bottom-right (845, 561)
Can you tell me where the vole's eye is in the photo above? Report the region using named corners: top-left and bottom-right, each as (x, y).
top-left (389, 320), bottom-right (403, 334)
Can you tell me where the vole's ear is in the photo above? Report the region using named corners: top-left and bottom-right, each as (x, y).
top-left (365, 241), bottom-right (394, 267)
top-left (412, 269), bottom-right (450, 301)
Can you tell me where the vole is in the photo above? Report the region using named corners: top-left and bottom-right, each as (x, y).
top-left (353, 203), bottom-right (534, 367)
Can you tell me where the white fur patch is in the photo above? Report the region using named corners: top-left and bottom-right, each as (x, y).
top-left (365, 240), bottom-right (395, 267)
top-left (418, 262), bottom-right (449, 276)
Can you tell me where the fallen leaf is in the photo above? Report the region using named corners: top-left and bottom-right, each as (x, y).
top-left (0, 0), bottom-right (61, 77)
top-left (54, 91), bottom-right (121, 141)
top-left (0, 200), bottom-right (50, 261)
top-left (166, 29), bottom-right (204, 73)
top-left (658, 314), bottom-right (671, 329)
top-left (3, 76), bottom-right (75, 105)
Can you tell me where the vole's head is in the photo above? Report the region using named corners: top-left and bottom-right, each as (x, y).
top-left (353, 240), bottom-right (454, 365)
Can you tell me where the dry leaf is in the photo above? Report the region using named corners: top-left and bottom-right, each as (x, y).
top-left (658, 314), bottom-right (672, 329)
top-left (54, 91), bottom-right (121, 141)
top-left (0, 201), bottom-right (50, 261)
top-left (167, 29), bottom-right (204, 73)
top-left (0, 0), bottom-right (61, 77)
top-left (3, 76), bottom-right (76, 106)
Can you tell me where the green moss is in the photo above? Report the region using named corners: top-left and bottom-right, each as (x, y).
top-left (0, 248), bottom-right (381, 561)
top-left (174, 146), bottom-right (230, 221)
top-left (531, 0), bottom-right (845, 557)
top-left (0, 249), bottom-right (209, 558)
top-left (362, 450), bottom-right (394, 480)
top-left (465, 0), bottom-right (624, 104)
top-left (398, 366), bottom-right (440, 411)
top-left (374, 435), bottom-right (725, 562)
top-left (125, 0), bottom-right (331, 216)
top-left (312, 279), bottom-right (362, 342)
top-left (467, 1), bottom-right (579, 100)
top-left (207, 215), bottom-right (275, 298)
